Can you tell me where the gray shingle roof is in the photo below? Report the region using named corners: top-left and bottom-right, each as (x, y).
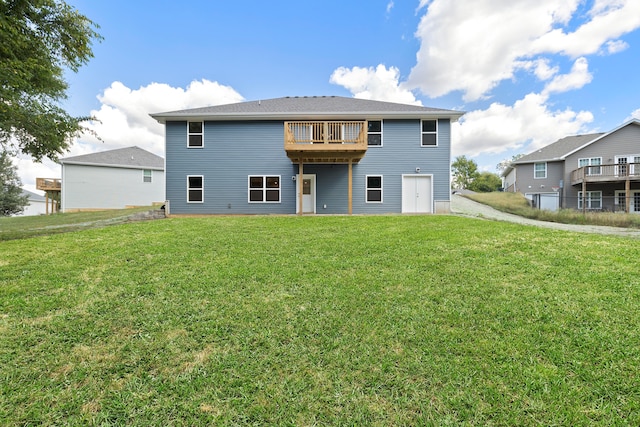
top-left (59, 146), bottom-right (164, 170)
top-left (151, 96), bottom-right (464, 122)
top-left (514, 133), bottom-right (604, 164)
top-left (21, 189), bottom-right (45, 202)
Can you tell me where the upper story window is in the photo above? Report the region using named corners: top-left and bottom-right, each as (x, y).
top-left (579, 157), bottom-right (601, 175)
top-left (367, 120), bottom-right (382, 146)
top-left (421, 120), bottom-right (437, 146)
top-left (188, 121), bottom-right (203, 148)
top-left (249, 175), bottom-right (280, 203)
top-left (143, 169), bottom-right (152, 183)
top-left (534, 162), bottom-right (547, 179)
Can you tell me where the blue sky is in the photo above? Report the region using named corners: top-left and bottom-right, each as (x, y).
top-left (17, 0), bottom-right (640, 192)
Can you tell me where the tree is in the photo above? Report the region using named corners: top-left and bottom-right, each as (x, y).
top-left (0, 0), bottom-right (101, 161)
top-left (451, 155), bottom-right (479, 189)
top-left (0, 150), bottom-right (29, 216)
top-left (496, 154), bottom-right (525, 175)
top-left (468, 171), bottom-right (502, 192)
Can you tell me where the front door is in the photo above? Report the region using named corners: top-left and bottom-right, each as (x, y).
top-left (296, 174), bottom-right (316, 214)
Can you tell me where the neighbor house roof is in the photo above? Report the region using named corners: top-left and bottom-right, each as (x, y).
top-left (21, 189), bottom-right (45, 202)
top-left (59, 146), bottom-right (164, 170)
top-left (150, 96), bottom-right (465, 123)
top-left (514, 133), bottom-right (605, 164)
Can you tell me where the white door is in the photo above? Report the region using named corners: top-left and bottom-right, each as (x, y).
top-left (402, 175), bottom-right (432, 213)
top-left (539, 193), bottom-right (559, 211)
top-left (296, 174), bottom-right (316, 214)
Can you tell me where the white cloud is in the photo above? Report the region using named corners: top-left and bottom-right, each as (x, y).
top-left (628, 108), bottom-right (640, 121)
top-left (542, 57), bottom-right (592, 95)
top-left (604, 39), bottom-right (629, 54)
top-left (453, 92), bottom-right (594, 158)
top-left (17, 79), bottom-right (244, 193)
top-left (81, 79), bottom-right (244, 155)
top-left (386, 1), bottom-right (394, 14)
top-left (406, 0), bottom-right (640, 101)
top-left (330, 64), bottom-right (422, 105)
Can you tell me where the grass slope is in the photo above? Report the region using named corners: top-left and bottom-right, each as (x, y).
top-left (1, 216), bottom-right (639, 425)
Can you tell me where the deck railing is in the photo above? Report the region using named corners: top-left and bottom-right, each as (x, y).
top-left (570, 163), bottom-right (640, 185)
top-left (36, 177), bottom-right (62, 191)
top-left (284, 121), bottom-right (367, 146)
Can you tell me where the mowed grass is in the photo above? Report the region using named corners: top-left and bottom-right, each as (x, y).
top-left (1, 215), bottom-right (639, 425)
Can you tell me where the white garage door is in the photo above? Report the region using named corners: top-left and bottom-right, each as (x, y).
top-left (402, 175), bottom-right (433, 213)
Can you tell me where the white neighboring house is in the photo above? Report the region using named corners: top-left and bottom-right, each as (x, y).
top-left (59, 146), bottom-right (165, 212)
top-left (15, 189), bottom-right (47, 216)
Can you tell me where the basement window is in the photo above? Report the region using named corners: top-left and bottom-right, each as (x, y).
top-left (366, 175), bottom-right (383, 203)
top-left (187, 175), bottom-right (203, 203)
top-left (249, 175), bottom-right (280, 203)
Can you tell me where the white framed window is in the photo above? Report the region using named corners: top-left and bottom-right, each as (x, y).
top-left (578, 191), bottom-right (602, 210)
top-left (615, 155), bottom-right (640, 176)
top-left (366, 175), bottom-right (383, 203)
top-left (143, 169), bottom-right (152, 183)
top-left (367, 120), bottom-right (382, 146)
top-left (248, 175), bottom-right (281, 203)
top-left (578, 157), bottom-right (601, 175)
top-left (188, 121), bottom-right (203, 148)
top-left (421, 120), bottom-right (437, 147)
top-left (187, 175), bottom-right (204, 203)
top-left (534, 162), bottom-right (547, 179)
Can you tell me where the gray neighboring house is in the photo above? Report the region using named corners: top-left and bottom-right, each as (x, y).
top-left (502, 119), bottom-right (640, 212)
top-left (151, 96), bottom-right (464, 215)
top-left (14, 189), bottom-right (47, 216)
top-left (59, 146), bottom-right (165, 212)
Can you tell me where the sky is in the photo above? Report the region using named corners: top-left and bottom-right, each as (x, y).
top-left (15, 0), bottom-right (640, 194)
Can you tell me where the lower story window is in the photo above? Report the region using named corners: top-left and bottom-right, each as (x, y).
top-left (249, 175), bottom-right (280, 203)
top-left (187, 175), bottom-right (203, 203)
top-left (143, 169), bottom-right (152, 183)
top-left (578, 191), bottom-right (601, 210)
top-left (366, 175), bottom-right (383, 203)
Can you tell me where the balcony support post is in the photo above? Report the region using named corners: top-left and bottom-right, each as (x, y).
top-left (348, 159), bottom-right (353, 215)
top-left (582, 179), bottom-right (586, 214)
top-left (626, 178), bottom-right (631, 213)
top-left (298, 160), bottom-right (304, 215)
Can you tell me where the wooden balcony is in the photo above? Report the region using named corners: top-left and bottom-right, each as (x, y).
top-left (36, 178), bottom-right (61, 191)
top-left (570, 163), bottom-right (640, 185)
top-left (284, 121), bottom-right (368, 163)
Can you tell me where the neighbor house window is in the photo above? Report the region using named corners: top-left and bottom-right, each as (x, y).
top-left (366, 175), bottom-right (383, 203)
top-left (368, 120), bottom-right (382, 146)
top-left (579, 157), bottom-right (601, 175)
top-left (188, 121), bottom-right (203, 148)
top-left (421, 120), bottom-right (437, 146)
top-left (534, 162), bottom-right (547, 179)
top-left (578, 191), bottom-right (602, 210)
top-left (143, 169), bottom-right (152, 183)
top-left (187, 175), bottom-right (203, 203)
top-left (248, 175), bottom-right (280, 203)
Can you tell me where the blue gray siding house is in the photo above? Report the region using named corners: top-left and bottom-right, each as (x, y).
top-left (151, 96), bottom-right (464, 215)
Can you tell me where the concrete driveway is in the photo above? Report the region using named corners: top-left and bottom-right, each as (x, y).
top-left (450, 195), bottom-right (640, 238)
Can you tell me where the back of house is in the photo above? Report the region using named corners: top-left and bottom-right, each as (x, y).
top-left (151, 96), bottom-right (464, 215)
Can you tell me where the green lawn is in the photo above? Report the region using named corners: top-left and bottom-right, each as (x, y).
top-left (1, 215), bottom-right (639, 425)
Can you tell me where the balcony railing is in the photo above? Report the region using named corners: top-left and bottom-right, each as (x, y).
top-left (571, 163), bottom-right (640, 185)
top-left (36, 177), bottom-right (61, 191)
top-left (284, 121), bottom-right (368, 163)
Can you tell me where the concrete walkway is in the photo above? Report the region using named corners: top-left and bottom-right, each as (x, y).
top-left (450, 195), bottom-right (640, 238)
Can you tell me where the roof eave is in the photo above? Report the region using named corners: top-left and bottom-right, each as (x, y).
top-left (150, 110), bottom-right (465, 124)
top-left (60, 160), bottom-right (164, 170)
